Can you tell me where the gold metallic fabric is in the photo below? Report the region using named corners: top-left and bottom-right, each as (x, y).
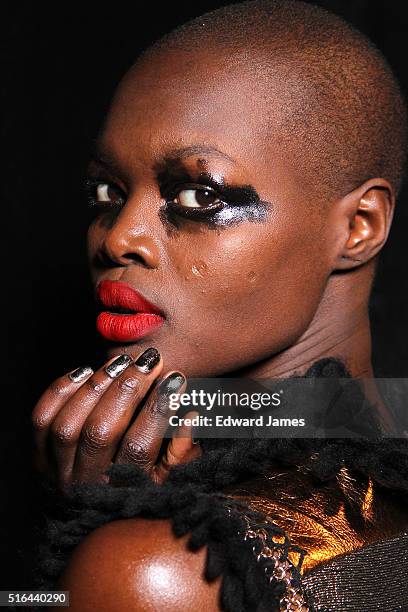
top-left (224, 460), bottom-right (408, 572)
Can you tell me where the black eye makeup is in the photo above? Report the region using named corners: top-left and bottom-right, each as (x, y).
top-left (84, 155), bottom-right (271, 230)
top-left (158, 168), bottom-right (270, 229)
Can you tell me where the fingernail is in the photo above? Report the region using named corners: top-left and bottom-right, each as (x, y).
top-left (69, 366), bottom-right (93, 382)
top-left (105, 354), bottom-right (132, 378)
top-left (157, 372), bottom-right (186, 396)
top-left (134, 347), bottom-right (161, 373)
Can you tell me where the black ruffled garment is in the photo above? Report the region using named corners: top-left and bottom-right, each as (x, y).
top-left (31, 359), bottom-right (408, 611)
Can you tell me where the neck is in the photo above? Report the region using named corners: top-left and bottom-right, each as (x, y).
top-left (244, 266), bottom-right (374, 379)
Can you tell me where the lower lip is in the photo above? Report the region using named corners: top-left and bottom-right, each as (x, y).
top-left (96, 311), bottom-right (165, 343)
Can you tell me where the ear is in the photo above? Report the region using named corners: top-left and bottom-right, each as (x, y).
top-left (334, 178), bottom-right (395, 270)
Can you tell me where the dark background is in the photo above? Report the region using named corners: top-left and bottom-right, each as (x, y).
top-left (1, 0), bottom-right (407, 588)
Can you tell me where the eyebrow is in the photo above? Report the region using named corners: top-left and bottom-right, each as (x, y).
top-left (162, 145), bottom-right (236, 165)
top-left (88, 141), bottom-right (122, 174)
top-left (88, 140), bottom-right (237, 172)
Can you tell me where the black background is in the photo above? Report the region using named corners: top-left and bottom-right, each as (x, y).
top-left (1, 0), bottom-right (407, 588)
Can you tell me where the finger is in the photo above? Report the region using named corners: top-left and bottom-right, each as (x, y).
top-left (72, 348), bottom-right (163, 483)
top-left (31, 365), bottom-right (94, 473)
top-left (115, 371), bottom-right (187, 475)
top-left (50, 353), bottom-right (133, 485)
top-left (166, 411), bottom-right (202, 465)
top-left (154, 411), bottom-right (202, 483)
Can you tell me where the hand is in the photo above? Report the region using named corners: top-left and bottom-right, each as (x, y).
top-left (31, 348), bottom-right (201, 488)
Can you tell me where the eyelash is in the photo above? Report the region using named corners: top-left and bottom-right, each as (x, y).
top-left (165, 183), bottom-right (225, 214)
top-left (83, 177), bottom-right (226, 216)
top-left (83, 178), bottom-right (126, 210)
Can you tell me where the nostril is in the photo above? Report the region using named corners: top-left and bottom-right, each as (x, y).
top-left (94, 250), bottom-right (119, 269)
top-left (121, 252), bottom-right (151, 267)
top-left (99, 232), bottom-right (161, 269)
top-left (94, 249), bottom-right (156, 270)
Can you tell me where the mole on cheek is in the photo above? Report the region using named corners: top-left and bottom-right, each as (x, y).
top-left (191, 261), bottom-right (209, 278)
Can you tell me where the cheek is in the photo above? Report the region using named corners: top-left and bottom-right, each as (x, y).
top-left (168, 217), bottom-right (329, 360)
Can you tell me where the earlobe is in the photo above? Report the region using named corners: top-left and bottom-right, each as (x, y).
top-left (336, 179), bottom-right (395, 270)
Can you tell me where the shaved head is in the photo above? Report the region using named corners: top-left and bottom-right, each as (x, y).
top-left (142, 0), bottom-right (407, 201)
top-left (89, 0), bottom-right (405, 378)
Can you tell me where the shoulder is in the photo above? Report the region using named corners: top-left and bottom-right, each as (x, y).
top-left (56, 518), bottom-right (221, 611)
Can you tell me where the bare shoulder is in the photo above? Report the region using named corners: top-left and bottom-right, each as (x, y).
top-left (55, 518), bottom-right (221, 612)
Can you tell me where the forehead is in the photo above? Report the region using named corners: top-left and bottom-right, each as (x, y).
top-left (94, 46), bottom-right (317, 206)
top-left (101, 47), bottom-right (291, 166)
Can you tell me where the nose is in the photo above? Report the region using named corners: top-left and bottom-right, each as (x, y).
top-left (100, 210), bottom-right (161, 269)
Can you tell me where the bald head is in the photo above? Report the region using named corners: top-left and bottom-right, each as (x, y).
top-left (142, 0), bottom-right (406, 201)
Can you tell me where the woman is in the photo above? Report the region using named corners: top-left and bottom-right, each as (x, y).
top-left (31, 1), bottom-right (408, 610)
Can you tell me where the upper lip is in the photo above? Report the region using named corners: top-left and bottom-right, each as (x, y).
top-left (96, 280), bottom-right (164, 316)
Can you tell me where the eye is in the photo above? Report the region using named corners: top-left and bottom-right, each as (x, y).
top-left (171, 186), bottom-right (222, 209)
top-left (84, 178), bottom-right (125, 208)
top-left (96, 183), bottom-right (115, 202)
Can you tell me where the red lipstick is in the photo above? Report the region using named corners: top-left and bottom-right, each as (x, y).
top-left (96, 280), bottom-right (165, 343)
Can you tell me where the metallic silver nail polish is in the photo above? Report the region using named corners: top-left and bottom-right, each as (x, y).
top-left (105, 354), bottom-right (132, 378)
top-left (134, 347), bottom-right (161, 373)
top-left (157, 372), bottom-right (186, 396)
top-left (69, 366), bottom-right (93, 382)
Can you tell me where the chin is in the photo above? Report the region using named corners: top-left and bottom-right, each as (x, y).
top-left (104, 342), bottom-right (145, 360)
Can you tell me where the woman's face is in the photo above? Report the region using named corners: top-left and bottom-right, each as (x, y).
top-left (86, 48), bottom-right (338, 376)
